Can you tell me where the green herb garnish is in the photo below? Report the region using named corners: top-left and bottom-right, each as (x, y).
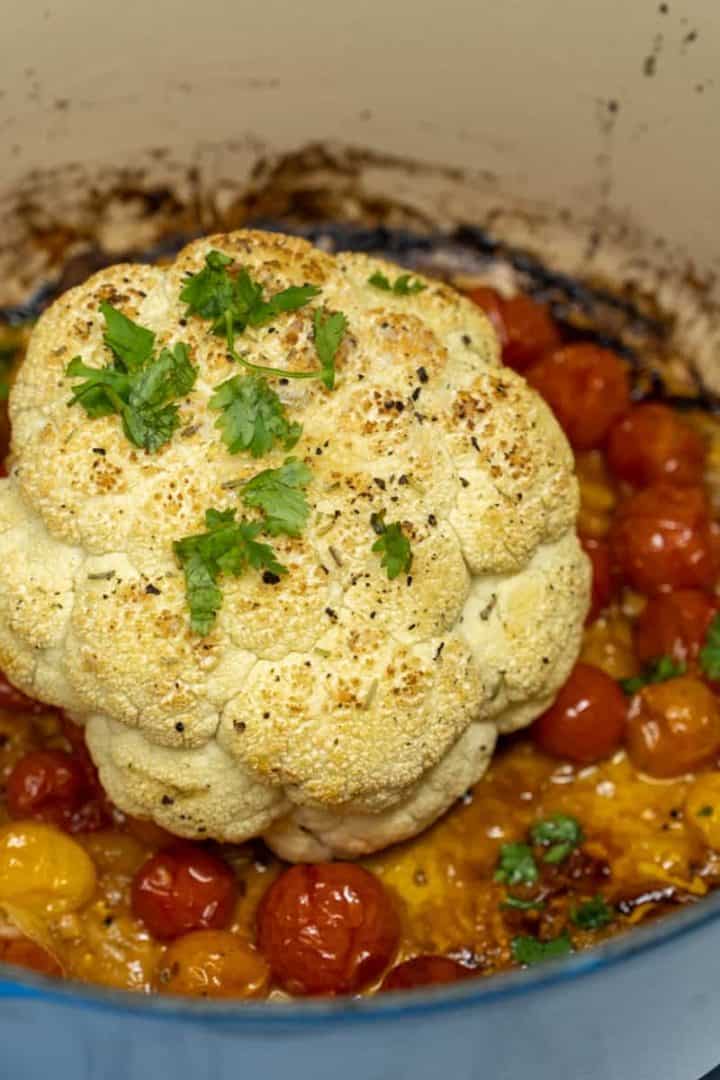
top-left (180, 251), bottom-right (346, 388)
top-left (620, 656), bottom-right (686, 695)
top-left (312, 308), bottom-right (347, 391)
top-left (571, 896), bottom-right (614, 931)
top-left (530, 814), bottom-right (584, 865)
top-left (511, 934), bottom-right (572, 967)
top-left (174, 508), bottom-right (287, 635)
top-left (368, 270), bottom-right (427, 296)
top-left (700, 613), bottom-right (720, 680)
top-left (66, 304), bottom-right (196, 453)
top-left (493, 843), bottom-right (539, 887)
top-left (370, 512), bottom-right (413, 580)
top-left (240, 458), bottom-right (311, 537)
top-left (180, 250), bottom-right (319, 337)
top-left (698, 805), bottom-right (714, 818)
top-left (209, 374), bottom-right (302, 458)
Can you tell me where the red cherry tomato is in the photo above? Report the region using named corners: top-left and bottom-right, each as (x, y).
top-left (634, 589), bottom-right (717, 667)
top-left (131, 843), bottom-right (237, 941)
top-left (499, 294), bottom-right (561, 372)
top-left (626, 675), bottom-right (720, 777)
top-left (533, 662), bottom-right (627, 764)
top-left (0, 671), bottom-right (45, 714)
top-left (6, 750), bottom-right (86, 828)
top-left (607, 403), bottom-right (705, 489)
top-left (381, 956), bottom-right (472, 992)
top-left (526, 344), bottom-right (630, 450)
top-left (610, 484), bottom-right (717, 594)
top-left (465, 286), bottom-right (508, 348)
top-left (256, 863), bottom-right (400, 996)
top-left (580, 536), bottom-right (613, 622)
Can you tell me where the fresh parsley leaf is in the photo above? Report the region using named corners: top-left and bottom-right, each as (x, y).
top-left (502, 896), bottom-right (546, 911)
top-left (209, 374), bottom-right (302, 458)
top-left (571, 896), bottom-right (614, 930)
top-left (174, 507), bottom-right (287, 635)
top-left (368, 270), bottom-right (427, 295)
top-left (181, 251), bottom-right (344, 388)
top-left (620, 656), bottom-right (686, 695)
top-left (66, 306), bottom-right (196, 452)
top-left (180, 250), bottom-right (319, 338)
top-left (511, 934), bottom-right (572, 967)
top-left (312, 308), bottom-right (347, 391)
top-left (240, 458), bottom-right (312, 537)
top-left (700, 613), bottom-right (720, 680)
top-left (99, 300), bottom-right (155, 372)
top-left (530, 814), bottom-right (584, 864)
top-left (248, 284), bottom-right (321, 327)
top-left (698, 805), bottom-right (715, 818)
top-left (493, 843), bottom-right (539, 887)
top-left (370, 512), bottom-right (412, 581)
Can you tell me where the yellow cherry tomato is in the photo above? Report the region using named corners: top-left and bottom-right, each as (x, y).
top-left (0, 822), bottom-right (96, 915)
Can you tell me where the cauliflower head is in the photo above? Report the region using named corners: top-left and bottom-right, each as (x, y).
top-left (0, 230), bottom-right (589, 860)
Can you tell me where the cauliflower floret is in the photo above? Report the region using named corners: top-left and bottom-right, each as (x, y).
top-left (0, 230), bottom-right (589, 860)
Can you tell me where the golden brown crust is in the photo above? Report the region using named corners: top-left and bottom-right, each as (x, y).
top-left (0, 230), bottom-right (588, 858)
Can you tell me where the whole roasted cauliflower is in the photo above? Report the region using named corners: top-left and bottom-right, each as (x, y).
top-left (0, 230), bottom-right (589, 860)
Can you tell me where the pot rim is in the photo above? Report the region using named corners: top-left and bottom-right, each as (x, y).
top-left (2, 885), bottom-right (719, 1024)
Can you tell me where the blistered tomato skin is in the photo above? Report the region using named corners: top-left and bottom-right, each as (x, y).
top-left (466, 286), bottom-right (508, 347)
top-left (256, 863), bottom-right (400, 996)
top-left (526, 344), bottom-right (630, 451)
top-left (381, 955), bottom-right (472, 992)
top-left (607, 404), bottom-right (706, 489)
top-left (533, 662), bottom-right (627, 764)
top-left (131, 844), bottom-right (237, 941)
top-left (580, 536), bottom-right (613, 623)
top-left (158, 930), bottom-right (270, 999)
top-left (0, 822), bottom-right (96, 915)
top-left (634, 590), bottom-right (717, 667)
top-left (610, 485), bottom-right (717, 594)
top-left (6, 750), bottom-right (86, 827)
top-left (626, 676), bottom-right (720, 778)
top-left (498, 294), bottom-right (560, 371)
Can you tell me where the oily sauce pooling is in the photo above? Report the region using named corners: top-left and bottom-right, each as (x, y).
top-left (2, 280), bottom-right (720, 998)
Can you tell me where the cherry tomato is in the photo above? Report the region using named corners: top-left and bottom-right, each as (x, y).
top-left (6, 750), bottom-right (86, 829)
top-left (526, 344), bottom-right (630, 450)
top-left (499, 294), bottom-right (560, 372)
top-left (131, 843), bottom-right (237, 941)
top-left (580, 536), bottom-right (613, 622)
top-left (607, 403), bottom-right (705, 489)
top-left (533, 662), bottom-right (627, 764)
top-left (610, 484), bottom-right (717, 594)
top-left (465, 286), bottom-right (508, 348)
top-left (0, 671), bottom-right (45, 714)
top-left (634, 589), bottom-right (717, 667)
top-left (0, 937), bottom-right (62, 978)
top-left (626, 675), bottom-right (720, 777)
top-left (256, 863), bottom-right (400, 996)
top-left (158, 930), bottom-right (270, 999)
top-left (381, 955), bottom-right (472, 992)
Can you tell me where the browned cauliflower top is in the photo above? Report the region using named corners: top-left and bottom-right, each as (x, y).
top-left (0, 231), bottom-right (589, 860)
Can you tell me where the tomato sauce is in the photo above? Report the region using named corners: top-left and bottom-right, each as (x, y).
top-left (2, 284), bottom-right (720, 999)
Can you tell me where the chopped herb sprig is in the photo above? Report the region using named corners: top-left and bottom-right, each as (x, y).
top-left (368, 270), bottom-right (427, 296)
top-left (66, 304), bottom-right (197, 453)
top-left (620, 656), bottom-right (686, 695)
top-left (370, 512), bottom-right (413, 580)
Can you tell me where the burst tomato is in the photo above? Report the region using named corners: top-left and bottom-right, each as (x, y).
top-left (256, 863), bottom-right (400, 995)
top-left (526, 344), bottom-right (630, 450)
top-left (533, 662), bottom-right (627, 764)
